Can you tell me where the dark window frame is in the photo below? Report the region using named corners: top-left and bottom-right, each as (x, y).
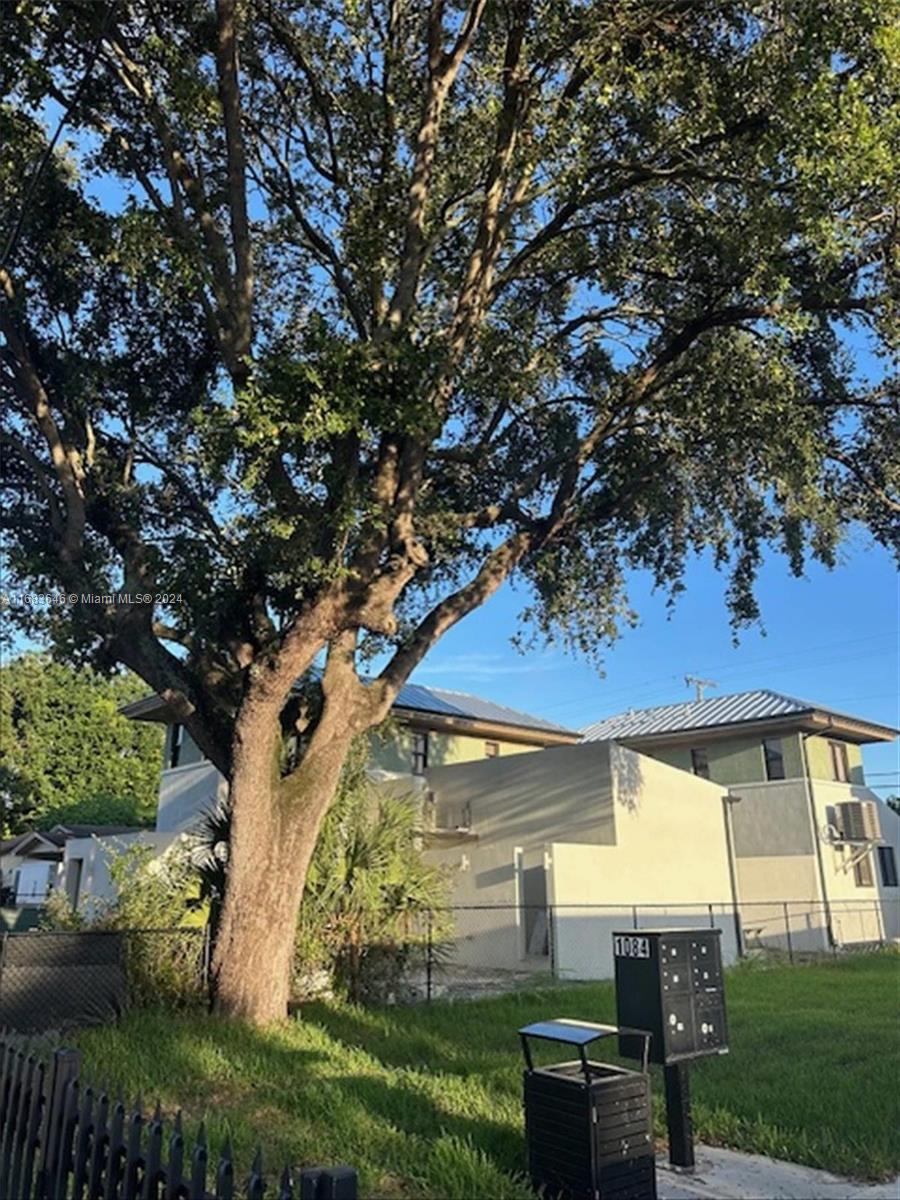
top-left (853, 853), bottom-right (874, 888)
top-left (411, 730), bottom-right (429, 775)
top-left (169, 723), bottom-right (184, 769)
top-left (762, 737), bottom-right (786, 781)
top-left (829, 740), bottom-right (850, 783)
top-left (877, 844), bottom-right (898, 888)
top-left (690, 747), bottom-right (710, 779)
top-left (485, 740), bottom-right (500, 758)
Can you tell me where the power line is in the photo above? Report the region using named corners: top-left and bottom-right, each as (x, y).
top-left (541, 644), bottom-right (898, 719)
top-left (535, 627), bottom-right (899, 717)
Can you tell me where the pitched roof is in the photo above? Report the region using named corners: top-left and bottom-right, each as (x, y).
top-left (1, 824), bottom-right (144, 857)
top-left (121, 680), bottom-right (576, 739)
top-left (392, 681), bottom-right (575, 736)
top-left (581, 688), bottom-right (898, 744)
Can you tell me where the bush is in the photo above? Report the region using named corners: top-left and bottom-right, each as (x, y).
top-left (43, 839), bottom-right (206, 1008)
top-left (294, 743), bottom-right (452, 1003)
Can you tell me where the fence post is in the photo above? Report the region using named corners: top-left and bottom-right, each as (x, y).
top-left (202, 921), bottom-right (214, 1000)
top-left (34, 1047), bottom-right (81, 1200)
top-left (425, 909), bottom-right (433, 1004)
top-left (732, 901), bottom-right (744, 959)
top-left (547, 904), bottom-right (556, 979)
top-left (783, 902), bottom-right (794, 964)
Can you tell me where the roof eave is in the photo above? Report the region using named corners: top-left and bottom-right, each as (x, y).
top-left (607, 710), bottom-right (897, 748)
top-left (118, 694), bottom-right (171, 722)
top-left (121, 694), bottom-right (577, 742)
top-left (393, 706), bottom-right (578, 745)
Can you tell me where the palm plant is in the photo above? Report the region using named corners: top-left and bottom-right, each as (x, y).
top-left (197, 740), bottom-right (450, 1003)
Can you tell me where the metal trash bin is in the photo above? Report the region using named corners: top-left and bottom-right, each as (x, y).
top-left (519, 1019), bottom-right (657, 1200)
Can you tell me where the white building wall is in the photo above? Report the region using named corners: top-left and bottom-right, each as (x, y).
top-left (62, 831), bottom-right (179, 914)
top-left (422, 742), bottom-right (738, 980)
top-left (156, 762), bottom-right (228, 834)
top-left (548, 746), bottom-right (738, 980)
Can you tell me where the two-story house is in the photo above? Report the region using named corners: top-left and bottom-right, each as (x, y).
top-left (582, 689), bottom-right (900, 949)
top-left (117, 681), bottom-right (577, 840)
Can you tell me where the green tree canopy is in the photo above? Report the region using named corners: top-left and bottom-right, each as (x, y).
top-left (1, 0), bottom-right (897, 1020)
top-left (0, 653), bottom-right (162, 834)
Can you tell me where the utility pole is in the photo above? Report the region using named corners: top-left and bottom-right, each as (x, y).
top-left (685, 675), bottom-right (717, 702)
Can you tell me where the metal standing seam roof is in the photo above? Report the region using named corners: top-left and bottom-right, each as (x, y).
top-left (580, 688), bottom-right (897, 742)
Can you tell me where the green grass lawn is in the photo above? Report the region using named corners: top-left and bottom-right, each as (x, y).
top-left (73, 953), bottom-right (900, 1198)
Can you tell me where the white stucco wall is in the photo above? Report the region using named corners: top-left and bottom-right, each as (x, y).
top-left (548, 746), bottom-right (739, 979)
top-left (421, 741), bottom-right (739, 980)
top-left (63, 831), bottom-right (180, 913)
top-left (156, 761), bottom-right (228, 834)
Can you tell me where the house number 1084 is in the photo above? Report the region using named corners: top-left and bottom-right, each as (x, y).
top-left (614, 935), bottom-right (651, 958)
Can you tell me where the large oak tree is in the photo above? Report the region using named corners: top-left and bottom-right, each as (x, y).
top-left (1, 0), bottom-right (897, 1022)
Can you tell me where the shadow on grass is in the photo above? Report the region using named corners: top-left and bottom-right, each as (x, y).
top-left (302, 981), bottom-right (615, 1081)
top-left (327, 1070), bottom-right (523, 1171)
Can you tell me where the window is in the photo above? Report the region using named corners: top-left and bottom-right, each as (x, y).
top-left (485, 740), bottom-right (500, 758)
top-left (762, 737), bottom-right (785, 781)
top-left (829, 741), bottom-right (850, 783)
top-left (169, 723), bottom-right (184, 769)
top-left (878, 845), bottom-right (899, 888)
top-left (411, 731), bottom-right (429, 775)
top-left (690, 748), bottom-right (710, 779)
top-left (853, 853), bottom-right (874, 888)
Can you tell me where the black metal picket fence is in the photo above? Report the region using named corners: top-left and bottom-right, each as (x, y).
top-left (0, 1040), bottom-right (357, 1200)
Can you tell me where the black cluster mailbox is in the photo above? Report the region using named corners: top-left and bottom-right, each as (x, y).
top-left (613, 929), bottom-right (728, 1066)
top-left (519, 1019), bottom-right (657, 1200)
top-left (613, 928), bottom-right (729, 1170)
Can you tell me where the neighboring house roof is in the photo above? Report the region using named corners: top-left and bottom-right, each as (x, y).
top-left (0, 824), bottom-right (143, 859)
top-left (121, 681), bottom-right (576, 740)
top-left (391, 681), bottom-right (574, 736)
top-left (581, 688), bottom-right (898, 745)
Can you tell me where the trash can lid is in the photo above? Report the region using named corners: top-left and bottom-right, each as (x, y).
top-left (517, 1019), bottom-right (620, 1047)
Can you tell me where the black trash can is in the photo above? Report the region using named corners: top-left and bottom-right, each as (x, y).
top-left (519, 1019), bottom-right (657, 1200)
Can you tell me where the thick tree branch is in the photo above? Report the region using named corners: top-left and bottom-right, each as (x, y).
top-left (214, 0), bottom-right (253, 365)
top-left (0, 271), bottom-right (87, 563)
top-left (384, 0), bottom-right (488, 332)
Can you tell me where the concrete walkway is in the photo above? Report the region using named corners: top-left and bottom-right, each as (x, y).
top-left (656, 1147), bottom-right (900, 1200)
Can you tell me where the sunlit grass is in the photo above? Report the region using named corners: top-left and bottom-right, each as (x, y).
top-left (73, 952), bottom-right (900, 1196)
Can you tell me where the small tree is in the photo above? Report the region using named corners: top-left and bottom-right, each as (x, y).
top-left (2, 1), bottom-right (897, 1021)
top-left (0, 654), bottom-right (163, 834)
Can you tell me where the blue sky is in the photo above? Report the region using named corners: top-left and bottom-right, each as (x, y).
top-left (410, 535), bottom-right (900, 794)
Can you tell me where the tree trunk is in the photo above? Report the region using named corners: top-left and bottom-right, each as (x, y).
top-left (211, 702), bottom-right (354, 1023)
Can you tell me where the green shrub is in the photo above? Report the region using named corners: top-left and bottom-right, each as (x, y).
top-left (43, 840), bottom-right (206, 1008)
top-left (294, 744), bottom-right (451, 1002)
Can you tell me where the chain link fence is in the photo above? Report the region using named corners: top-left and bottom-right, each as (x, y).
top-left (0, 927), bottom-right (208, 1032)
top-left (0, 897), bottom-right (894, 1028)
top-left (405, 897), bottom-right (897, 1001)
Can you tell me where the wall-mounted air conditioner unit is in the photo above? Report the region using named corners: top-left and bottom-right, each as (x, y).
top-left (835, 800), bottom-right (880, 844)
